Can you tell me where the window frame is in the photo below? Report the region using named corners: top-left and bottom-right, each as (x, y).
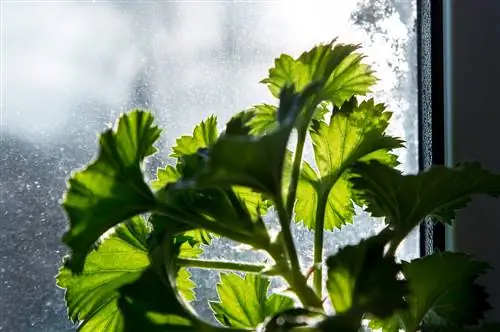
top-left (417, 0), bottom-right (447, 256)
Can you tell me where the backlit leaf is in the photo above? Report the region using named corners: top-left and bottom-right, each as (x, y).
top-left (190, 84), bottom-right (317, 201)
top-left (118, 268), bottom-right (198, 332)
top-left (261, 40), bottom-right (377, 106)
top-left (57, 217), bottom-right (151, 331)
top-left (245, 103), bottom-right (328, 136)
top-left (295, 98), bottom-right (403, 231)
top-left (210, 273), bottom-right (295, 328)
top-left (57, 216), bottom-right (199, 332)
top-left (171, 115), bottom-right (218, 158)
top-left (326, 230), bottom-right (407, 318)
top-left (62, 110), bottom-right (161, 273)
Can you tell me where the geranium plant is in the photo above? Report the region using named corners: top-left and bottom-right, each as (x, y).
top-left (57, 39), bottom-right (500, 332)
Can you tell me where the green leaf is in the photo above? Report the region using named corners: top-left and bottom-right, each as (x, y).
top-left (176, 268), bottom-right (196, 303)
top-left (233, 186), bottom-right (272, 220)
top-left (118, 267), bottom-right (198, 332)
top-left (57, 216), bottom-right (151, 331)
top-left (57, 217), bottom-right (201, 332)
top-left (326, 230), bottom-right (407, 319)
top-left (117, 230), bottom-right (217, 332)
top-left (210, 273), bottom-right (295, 328)
top-left (401, 252), bottom-right (491, 331)
top-left (153, 115), bottom-right (217, 231)
top-left (244, 103), bottom-right (329, 136)
top-left (62, 110), bottom-right (161, 273)
top-left (151, 165), bottom-right (179, 191)
top-left (190, 84), bottom-right (316, 201)
top-left (368, 316), bottom-right (402, 332)
top-left (350, 161), bottom-right (500, 244)
top-left (152, 117), bottom-right (219, 245)
top-left (151, 115), bottom-right (272, 247)
top-left (295, 98), bottom-right (403, 231)
top-left (158, 181), bottom-right (270, 241)
top-left (174, 238), bottom-right (202, 302)
top-left (150, 164), bottom-right (215, 246)
top-left (171, 115), bottom-right (218, 158)
top-left (225, 110), bottom-right (257, 136)
top-left (246, 104), bottom-right (279, 135)
top-left (261, 39), bottom-right (377, 106)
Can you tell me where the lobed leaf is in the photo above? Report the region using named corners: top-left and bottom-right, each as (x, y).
top-left (351, 161), bottom-right (500, 244)
top-left (294, 98), bottom-right (403, 231)
top-left (370, 252), bottom-right (492, 331)
top-left (261, 39), bottom-right (377, 106)
top-left (118, 232), bottom-right (212, 331)
top-left (210, 273), bottom-right (295, 328)
top-left (57, 216), bottom-right (202, 332)
top-left (62, 110), bottom-right (161, 273)
top-left (57, 217), bottom-right (151, 331)
top-left (171, 115), bottom-right (218, 158)
top-left (187, 84), bottom-right (318, 201)
top-left (244, 103), bottom-right (329, 136)
top-left (151, 117), bottom-right (220, 246)
top-left (118, 268), bottom-right (198, 332)
top-left (326, 230), bottom-right (407, 319)
top-left (151, 116), bottom-right (271, 248)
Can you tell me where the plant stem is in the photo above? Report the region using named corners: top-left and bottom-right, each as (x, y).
top-left (286, 127), bottom-right (308, 217)
top-left (312, 191), bottom-right (329, 296)
top-left (281, 267), bottom-right (324, 310)
top-left (266, 245), bottom-right (323, 310)
top-left (275, 200), bottom-right (301, 276)
top-left (176, 258), bottom-right (266, 274)
top-left (275, 199), bottom-right (323, 309)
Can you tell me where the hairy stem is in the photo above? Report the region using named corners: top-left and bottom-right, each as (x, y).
top-left (286, 127), bottom-right (308, 217)
top-left (313, 191), bottom-right (329, 296)
top-left (176, 258), bottom-right (266, 274)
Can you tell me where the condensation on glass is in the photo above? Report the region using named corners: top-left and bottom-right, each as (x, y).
top-left (0, 1), bottom-right (417, 330)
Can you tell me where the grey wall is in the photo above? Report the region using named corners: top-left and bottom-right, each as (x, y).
top-left (447, 0), bottom-right (500, 321)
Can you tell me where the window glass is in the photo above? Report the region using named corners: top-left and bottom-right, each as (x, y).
top-left (1, 1), bottom-right (417, 330)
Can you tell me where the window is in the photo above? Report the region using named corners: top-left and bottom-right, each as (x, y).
top-left (0, 1), bottom-right (418, 330)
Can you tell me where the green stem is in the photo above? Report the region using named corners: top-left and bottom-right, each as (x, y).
top-left (282, 268), bottom-right (324, 310)
top-left (276, 200), bottom-right (301, 276)
top-left (275, 199), bottom-right (323, 309)
top-left (267, 245), bottom-right (323, 310)
top-left (312, 191), bottom-right (329, 296)
top-left (176, 258), bottom-right (266, 274)
top-left (286, 127), bottom-right (308, 217)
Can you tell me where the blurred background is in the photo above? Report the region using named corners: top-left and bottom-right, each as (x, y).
top-left (1, 1), bottom-right (417, 330)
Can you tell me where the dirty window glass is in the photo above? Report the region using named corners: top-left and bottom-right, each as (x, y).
top-left (1, 1), bottom-right (417, 330)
